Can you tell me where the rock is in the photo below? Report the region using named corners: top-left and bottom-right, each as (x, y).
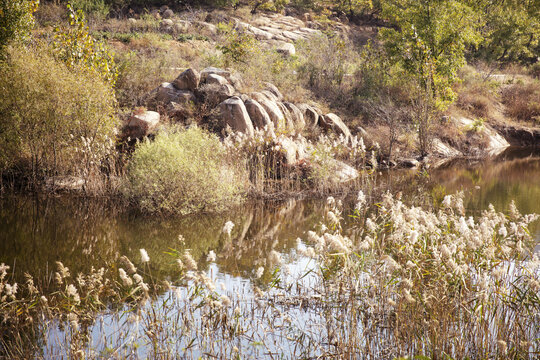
top-left (219, 97), bottom-right (254, 137)
top-left (398, 158), bottom-right (420, 168)
top-left (160, 19), bottom-right (174, 30)
top-left (124, 111), bottom-right (160, 139)
top-left (45, 176), bottom-right (85, 191)
top-left (236, 22), bottom-right (274, 40)
top-left (277, 102), bottom-right (295, 132)
top-left (201, 67), bottom-right (231, 82)
top-left (250, 93), bottom-right (286, 129)
top-left (175, 20), bottom-right (190, 32)
top-left (454, 117), bottom-right (510, 155)
top-left (275, 136), bottom-right (299, 165)
top-left (128, 18), bottom-right (137, 24)
top-left (335, 161), bottom-right (359, 182)
top-left (153, 82), bottom-right (195, 105)
top-left (245, 99), bottom-right (273, 131)
top-left (264, 82), bottom-right (283, 101)
top-left (261, 90), bottom-right (279, 102)
top-left (313, 159), bottom-right (359, 183)
top-left (162, 9), bottom-right (174, 19)
top-left (493, 124), bottom-right (540, 146)
top-left (282, 30), bottom-right (304, 41)
top-left (173, 68), bottom-right (200, 91)
top-left (194, 21), bottom-right (217, 35)
top-left (202, 83), bottom-right (235, 104)
top-left (303, 13), bottom-right (312, 22)
top-left (320, 113), bottom-right (352, 140)
top-left (283, 102), bottom-right (305, 132)
top-left (205, 73), bottom-right (229, 86)
top-left (297, 104), bottom-right (319, 128)
top-left (431, 138), bottom-right (462, 158)
top-left (276, 42), bottom-right (296, 56)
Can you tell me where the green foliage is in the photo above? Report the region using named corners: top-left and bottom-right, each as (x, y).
top-left (216, 22), bottom-right (257, 66)
top-left (0, 44), bottom-right (118, 177)
top-left (124, 127), bottom-right (247, 215)
top-left (70, 0), bottom-right (109, 21)
top-left (380, 0), bottom-right (483, 110)
top-left (475, 0), bottom-right (540, 64)
top-left (0, 0), bottom-right (39, 51)
top-left (52, 4), bottom-right (117, 86)
top-left (379, 0), bottom-right (483, 154)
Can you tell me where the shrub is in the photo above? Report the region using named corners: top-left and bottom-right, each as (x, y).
top-left (52, 4), bottom-right (117, 86)
top-left (70, 0), bottom-right (110, 22)
top-left (124, 127), bottom-right (247, 215)
top-left (0, 0), bottom-right (39, 51)
top-left (0, 44), bottom-right (118, 179)
top-left (502, 81), bottom-right (540, 124)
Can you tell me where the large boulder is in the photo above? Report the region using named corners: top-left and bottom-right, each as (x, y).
top-left (297, 104), bottom-right (319, 129)
top-left (320, 113), bottom-right (351, 140)
top-left (245, 99), bottom-right (273, 131)
top-left (264, 82), bottom-right (283, 101)
top-left (162, 9), bottom-right (174, 19)
top-left (250, 92), bottom-right (286, 129)
top-left (283, 102), bottom-right (305, 132)
top-left (123, 111), bottom-right (160, 139)
top-left (201, 67), bottom-right (231, 82)
top-left (276, 42), bottom-right (296, 56)
top-left (205, 73), bottom-right (229, 86)
top-left (275, 136), bottom-right (299, 165)
top-left (173, 68), bottom-right (200, 91)
top-left (219, 97), bottom-right (254, 137)
top-left (277, 102), bottom-right (295, 133)
top-left (153, 82), bottom-right (195, 105)
top-left (201, 67), bottom-right (243, 89)
top-left (201, 83), bottom-right (235, 104)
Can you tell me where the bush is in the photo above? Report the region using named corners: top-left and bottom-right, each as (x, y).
top-left (0, 44), bottom-right (118, 179)
top-left (0, 0), bottom-right (39, 51)
top-left (502, 82), bottom-right (540, 124)
top-left (52, 5), bottom-right (117, 86)
top-left (124, 127), bottom-right (247, 215)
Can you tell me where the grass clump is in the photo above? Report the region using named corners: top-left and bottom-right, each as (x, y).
top-left (124, 127), bottom-right (247, 215)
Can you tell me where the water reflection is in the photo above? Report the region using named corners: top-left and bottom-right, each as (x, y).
top-left (2, 146), bottom-right (540, 283)
top-left (0, 195), bottom-right (326, 284)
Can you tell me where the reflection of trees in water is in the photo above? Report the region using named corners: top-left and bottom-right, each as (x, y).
top-left (0, 196), bottom-right (328, 285)
top-left (0, 195), bottom-right (122, 285)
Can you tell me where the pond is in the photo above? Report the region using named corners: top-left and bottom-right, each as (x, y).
top-left (5, 147), bottom-right (540, 281)
top-left (1, 146), bottom-right (540, 358)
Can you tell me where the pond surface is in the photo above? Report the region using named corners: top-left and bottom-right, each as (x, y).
top-left (1, 146), bottom-right (540, 282)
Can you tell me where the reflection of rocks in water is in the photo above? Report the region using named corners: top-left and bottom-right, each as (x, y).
top-left (218, 199), bottom-right (321, 277)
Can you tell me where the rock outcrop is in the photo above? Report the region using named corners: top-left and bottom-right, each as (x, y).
top-left (123, 111), bottom-right (160, 139)
top-left (173, 68), bottom-right (200, 91)
top-left (320, 113), bottom-right (351, 140)
top-left (219, 97), bottom-right (254, 137)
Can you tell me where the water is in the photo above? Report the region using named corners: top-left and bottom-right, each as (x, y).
top-left (2, 146), bottom-right (540, 357)
top-left (2, 146), bottom-right (540, 283)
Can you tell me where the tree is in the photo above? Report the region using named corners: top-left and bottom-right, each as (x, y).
top-left (475, 0), bottom-right (540, 64)
top-left (52, 4), bottom-right (117, 86)
top-left (379, 0), bottom-right (483, 155)
top-left (0, 0), bottom-right (39, 51)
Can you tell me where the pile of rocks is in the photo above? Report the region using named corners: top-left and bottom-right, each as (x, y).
top-left (121, 67), bottom-right (357, 182)
top-left (124, 67), bottom-right (352, 145)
